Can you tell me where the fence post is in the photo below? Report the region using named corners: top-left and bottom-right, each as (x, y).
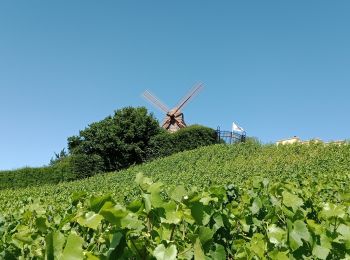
top-left (216, 126), bottom-right (220, 143)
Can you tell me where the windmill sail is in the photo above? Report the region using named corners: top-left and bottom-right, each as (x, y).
top-left (143, 83), bottom-right (203, 132)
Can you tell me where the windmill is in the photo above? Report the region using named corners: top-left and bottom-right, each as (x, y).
top-left (143, 83), bottom-right (203, 132)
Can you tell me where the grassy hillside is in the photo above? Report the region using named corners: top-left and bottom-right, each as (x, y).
top-left (1, 141), bottom-right (349, 211)
top-left (1, 141), bottom-right (350, 258)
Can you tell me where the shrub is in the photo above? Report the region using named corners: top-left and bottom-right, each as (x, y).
top-left (69, 154), bottom-right (105, 179)
top-left (0, 157), bottom-right (75, 190)
top-left (147, 125), bottom-right (218, 160)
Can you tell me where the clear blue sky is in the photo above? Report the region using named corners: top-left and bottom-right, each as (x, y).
top-left (0, 1), bottom-right (349, 170)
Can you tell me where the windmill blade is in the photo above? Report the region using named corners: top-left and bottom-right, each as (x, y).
top-left (142, 90), bottom-right (170, 113)
top-left (161, 117), bottom-right (171, 128)
top-left (174, 83), bottom-right (203, 114)
top-left (175, 118), bottom-right (186, 128)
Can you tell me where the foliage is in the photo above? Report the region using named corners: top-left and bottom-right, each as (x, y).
top-left (69, 154), bottom-right (105, 179)
top-left (0, 112), bottom-right (219, 189)
top-left (0, 158), bottom-right (75, 190)
top-left (49, 148), bottom-right (68, 166)
top-left (0, 142), bottom-right (350, 257)
top-left (68, 106), bottom-right (161, 174)
top-left (0, 173), bottom-right (349, 259)
top-left (147, 125), bottom-right (218, 160)
top-left (1, 142), bottom-right (350, 209)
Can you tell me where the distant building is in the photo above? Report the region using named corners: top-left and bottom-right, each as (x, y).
top-left (276, 137), bottom-right (346, 145)
top-left (326, 140), bottom-right (346, 146)
top-left (276, 136), bottom-right (301, 145)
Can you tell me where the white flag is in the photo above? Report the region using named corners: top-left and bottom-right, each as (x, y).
top-left (232, 121), bottom-right (244, 132)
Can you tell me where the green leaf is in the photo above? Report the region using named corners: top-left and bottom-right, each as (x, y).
top-left (191, 202), bottom-right (204, 225)
top-left (250, 197), bottom-right (262, 215)
top-left (212, 213), bottom-right (224, 232)
top-left (61, 233), bottom-right (84, 260)
top-left (288, 220), bottom-right (312, 251)
top-left (170, 185), bottom-right (187, 202)
top-left (77, 211), bottom-right (103, 230)
top-left (126, 199), bottom-right (142, 213)
top-left (282, 191), bottom-right (303, 212)
top-left (90, 194), bottom-right (114, 213)
top-left (121, 213), bottom-right (144, 231)
top-left (86, 252), bottom-right (100, 260)
top-left (162, 210), bottom-right (183, 225)
top-left (267, 224), bottom-right (286, 245)
top-left (312, 245), bottom-right (330, 260)
top-left (319, 203), bottom-right (346, 219)
top-left (307, 219), bottom-right (324, 235)
top-left (209, 186), bottom-right (227, 202)
top-left (249, 233), bottom-right (266, 258)
top-left (268, 250), bottom-right (289, 260)
top-left (191, 202), bottom-right (210, 225)
top-left (337, 223), bottom-right (350, 239)
top-left (35, 217), bottom-right (48, 233)
top-left (143, 194), bottom-right (152, 213)
top-left (107, 232), bottom-right (123, 258)
top-left (71, 191), bottom-right (86, 205)
top-left (136, 172), bottom-right (152, 190)
top-left (149, 182), bottom-right (165, 208)
top-left (153, 244), bottom-right (177, 260)
top-left (12, 230), bottom-right (33, 244)
top-left (336, 223), bottom-right (350, 249)
top-left (99, 202), bottom-right (128, 225)
top-left (209, 243), bottom-right (226, 260)
top-left (199, 192), bottom-right (218, 205)
top-left (45, 231), bottom-right (65, 260)
top-left (194, 238), bottom-right (206, 260)
top-left (320, 234), bottom-right (332, 249)
top-left (198, 226), bottom-right (214, 245)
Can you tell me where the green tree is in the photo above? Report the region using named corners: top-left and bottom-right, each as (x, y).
top-left (49, 148), bottom-right (68, 166)
top-left (68, 107), bottom-right (161, 174)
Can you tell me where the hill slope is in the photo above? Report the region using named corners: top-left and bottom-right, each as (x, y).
top-left (1, 141), bottom-right (349, 211)
top-left (1, 141), bottom-right (350, 258)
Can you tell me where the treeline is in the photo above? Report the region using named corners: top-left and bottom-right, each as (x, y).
top-left (0, 107), bottom-right (218, 190)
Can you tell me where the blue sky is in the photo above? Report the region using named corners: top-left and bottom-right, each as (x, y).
top-left (0, 1), bottom-right (349, 170)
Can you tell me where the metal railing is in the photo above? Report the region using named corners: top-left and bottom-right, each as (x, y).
top-left (216, 127), bottom-right (246, 144)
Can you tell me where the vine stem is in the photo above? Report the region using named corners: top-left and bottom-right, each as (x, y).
top-left (182, 219), bottom-right (186, 240)
top-left (178, 247), bottom-right (192, 256)
top-left (130, 238), bottom-right (143, 259)
top-left (170, 224), bottom-right (176, 241)
top-left (146, 214), bottom-right (151, 233)
top-left (333, 217), bottom-right (338, 235)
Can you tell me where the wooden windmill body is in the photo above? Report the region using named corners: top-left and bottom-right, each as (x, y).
top-left (143, 83), bottom-right (203, 132)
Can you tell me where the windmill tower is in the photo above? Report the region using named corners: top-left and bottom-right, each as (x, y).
top-left (143, 83), bottom-right (203, 132)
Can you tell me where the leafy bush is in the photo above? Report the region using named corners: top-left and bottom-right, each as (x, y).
top-left (69, 153), bottom-right (105, 179)
top-left (147, 125), bottom-right (218, 160)
top-left (0, 158), bottom-right (75, 190)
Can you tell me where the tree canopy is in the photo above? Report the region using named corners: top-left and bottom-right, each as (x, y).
top-left (68, 107), bottom-right (161, 174)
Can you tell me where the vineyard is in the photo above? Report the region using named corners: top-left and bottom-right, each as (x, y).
top-left (1, 141), bottom-right (350, 258)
